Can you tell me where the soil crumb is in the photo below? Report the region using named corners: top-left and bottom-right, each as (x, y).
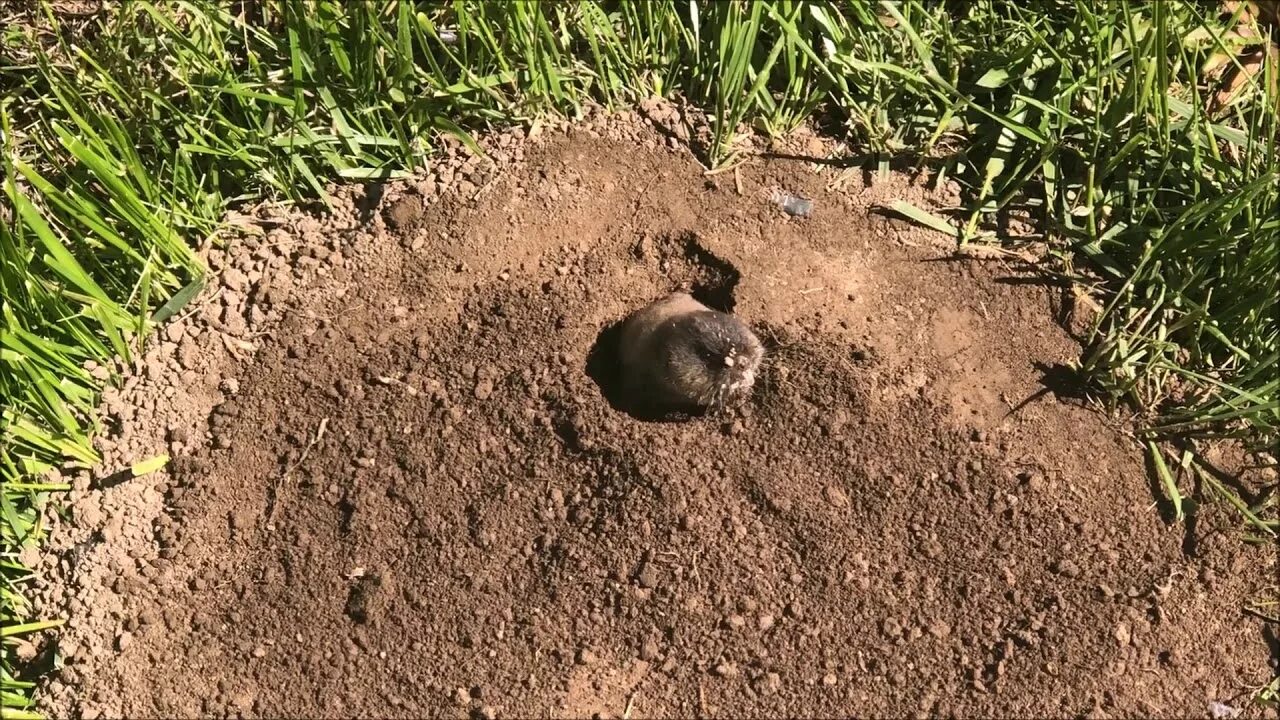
top-left (36, 106), bottom-right (1278, 719)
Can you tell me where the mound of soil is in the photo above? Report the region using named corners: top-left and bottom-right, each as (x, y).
top-left (36, 107), bottom-right (1277, 719)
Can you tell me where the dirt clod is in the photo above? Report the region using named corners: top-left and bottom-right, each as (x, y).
top-left (385, 194), bottom-right (424, 231)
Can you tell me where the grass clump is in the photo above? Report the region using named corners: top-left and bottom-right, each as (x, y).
top-left (1, 0), bottom-right (1277, 714)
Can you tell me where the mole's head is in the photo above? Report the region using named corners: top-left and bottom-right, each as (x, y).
top-left (665, 310), bottom-right (765, 411)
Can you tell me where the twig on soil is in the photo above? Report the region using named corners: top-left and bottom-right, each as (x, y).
top-left (220, 333), bottom-right (257, 358)
top-left (1243, 605), bottom-right (1280, 624)
top-left (734, 166), bottom-right (743, 196)
top-left (703, 159), bottom-right (747, 177)
top-left (304, 298), bottom-right (365, 323)
top-left (625, 174), bottom-right (663, 230)
top-left (266, 417), bottom-right (329, 523)
top-left (285, 417), bottom-right (329, 477)
top-left (951, 243), bottom-right (1038, 264)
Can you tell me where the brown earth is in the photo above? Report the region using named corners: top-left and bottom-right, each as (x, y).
top-left (33, 106), bottom-right (1279, 719)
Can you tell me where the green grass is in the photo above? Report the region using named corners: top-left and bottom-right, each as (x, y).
top-left (2, 0), bottom-right (1277, 714)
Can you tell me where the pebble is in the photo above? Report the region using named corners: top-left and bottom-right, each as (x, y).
top-left (1052, 558), bottom-right (1081, 578)
top-left (823, 484), bottom-right (850, 508)
top-left (757, 672), bottom-right (782, 694)
top-left (576, 648), bottom-right (597, 665)
top-left (222, 267), bottom-right (248, 292)
top-left (637, 564), bottom-right (659, 589)
top-left (640, 639), bottom-right (660, 661)
top-left (115, 632), bottom-right (133, 652)
top-left (713, 662), bottom-right (738, 678)
top-left (1113, 623), bottom-right (1131, 647)
top-left (229, 509), bottom-right (254, 531)
top-left (757, 614), bottom-right (775, 632)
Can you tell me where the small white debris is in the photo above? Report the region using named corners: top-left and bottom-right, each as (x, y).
top-left (1209, 701), bottom-right (1241, 720)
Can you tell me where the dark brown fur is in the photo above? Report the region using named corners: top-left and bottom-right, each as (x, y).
top-left (617, 293), bottom-right (764, 414)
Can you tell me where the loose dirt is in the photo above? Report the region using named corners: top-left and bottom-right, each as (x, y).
top-left (33, 105), bottom-right (1278, 719)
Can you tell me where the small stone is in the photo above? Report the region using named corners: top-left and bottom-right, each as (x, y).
top-left (713, 662), bottom-right (738, 678)
top-left (12, 639), bottom-right (39, 663)
top-left (576, 648), bottom-right (597, 665)
top-left (230, 691), bottom-right (256, 714)
top-left (229, 509), bottom-right (254, 531)
top-left (757, 614), bottom-right (776, 632)
top-left (637, 564), bottom-right (659, 589)
top-left (822, 672), bottom-right (837, 686)
top-left (1052, 558), bottom-right (1081, 578)
top-left (252, 645), bottom-right (267, 658)
top-left (115, 633), bottom-right (133, 652)
top-left (474, 379), bottom-right (494, 400)
top-left (640, 639), bottom-right (660, 661)
top-left (823, 484), bottom-right (849, 509)
top-left (222, 267), bottom-right (248, 292)
top-left (1113, 623), bottom-right (1131, 647)
top-left (881, 617), bottom-right (902, 639)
